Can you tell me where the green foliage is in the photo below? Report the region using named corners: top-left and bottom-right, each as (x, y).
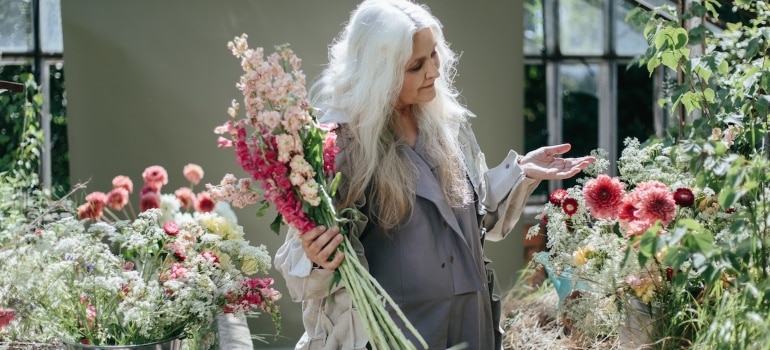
top-left (0, 73), bottom-right (73, 246)
top-left (633, 1), bottom-right (770, 348)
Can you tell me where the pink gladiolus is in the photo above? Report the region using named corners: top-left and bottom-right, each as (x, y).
top-left (583, 174), bottom-right (625, 219)
top-left (142, 165), bottom-right (168, 189)
top-left (183, 163), bottom-right (204, 185)
top-left (112, 175), bottom-right (134, 193)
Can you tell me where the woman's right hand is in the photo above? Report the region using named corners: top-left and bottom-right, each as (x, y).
top-left (299, 225), bottom-right (345, 270)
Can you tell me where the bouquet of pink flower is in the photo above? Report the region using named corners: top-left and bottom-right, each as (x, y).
top-left (210, 34), bottom-right (427, 349)
top-left (529, 138), bottom-right (735, 339)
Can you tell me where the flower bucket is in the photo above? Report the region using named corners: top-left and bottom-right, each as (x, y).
top-left (618, 296), bottom-right (657, 349)
top-left (61, 337), bottom-right (183, 350)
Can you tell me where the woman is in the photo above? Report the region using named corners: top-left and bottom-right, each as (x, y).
top-left (274, 0), bottom-right (595, 349)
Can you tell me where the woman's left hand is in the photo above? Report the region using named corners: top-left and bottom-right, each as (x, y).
top-left (519, 143), bottom-right (595, 180)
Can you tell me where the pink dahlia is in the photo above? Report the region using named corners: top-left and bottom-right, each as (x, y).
top-left (175, 187), bottom-right (196, 210)
top-left (164, 222), bottom-right (180, 235)
top-left (549, 189), bottom-right (568, 205)
top-left (673, 188), bottom-right (695, 207)
top-left (106, 187), bottom-right (129, 210)
top-left (85, 191), bottom-right (107, 212)
top-left (112, 175), bottom-right (134, 193)
top-left (561, 197), bottom-right (579, 216)
top-left (636, 183), bottom-right (676, 227)
top-left (0, 309), bottom-right (15, 329)
top-left (583, 174), bottom-right (625, 219)
top-left (139, 192), bottom-right (161, 212)
top-left (195, 191), bottom-right (216, 213)
top-left (183, 163), bottom-right (204, 185)
top-left (77, 202), bottom-right (103, 221)
top-left (142, 165), bottom-right (168, 189)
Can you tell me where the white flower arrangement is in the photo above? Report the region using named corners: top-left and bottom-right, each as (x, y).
top-left (0, 166), bottom-right (282, 348)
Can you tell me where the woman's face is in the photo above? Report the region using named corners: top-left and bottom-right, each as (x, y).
top-left (396, 28), bottom-right (440, 109)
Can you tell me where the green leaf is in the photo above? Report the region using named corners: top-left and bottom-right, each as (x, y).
top-left (637, 228), bottom-right (660, 267)
top-left (661, 51), bottom-right (680, 71)
top-left (762, 72), bottom-right (770, 94)
top-left (654, 28), bottom-right (669, 50)
top-left (718, 59), bottom-right (729, 74)
top-left (328, 172), bottom-right (342, 197)
top-left (689, 232), bottom-right (714, 254)
top-left (694, 64), bottom-right (712, 82)
top-left (703, 88), bottom-right (716, 103)
top-left (681, 91), bottom-right (701, 114)
top-left (756, 95), bottom-right (770, 117)
top-left (662, 246), bottom-right (689, 269)
top-left (746, 37), bottom-right (761, 59)
top-left (255, 200), bottom-right (270, 218)
top-left (672, 28), bottom-right (689, 49)
top-left (647, 55), bottom-right (661, 74)
top-left (269, 214), bottom-right (283, 235)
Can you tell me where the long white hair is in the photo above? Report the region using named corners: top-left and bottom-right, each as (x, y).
top-left (312, 0), bottom-right (472, 230)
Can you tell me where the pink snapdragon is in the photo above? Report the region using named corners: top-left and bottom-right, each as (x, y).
top-left (322, 126), bottom-right (339, 178)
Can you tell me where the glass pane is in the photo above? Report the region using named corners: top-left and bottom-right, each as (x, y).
top-left (617, 64), bottom-right (655, 156)
top-left (615, 1), bottom-right (648, 56)
top-left (524, 0), bottom-right (544, 55)
top-left (561, 63), bottom-right (599, 189)
top-left (523, 64), bottom-right (548, 198)
top-left (0, 64), bottom-right (35, 173)
top-left (0, 0), bottom-right (34, 53)
top-left (40, 0), bottom-right (63, 53)
top-left (49, 62), bottom-right (69, 195)
top-left (559, 0), bottom-right (604, 55)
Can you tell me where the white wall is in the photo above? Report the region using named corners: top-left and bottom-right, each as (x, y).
top-left (61, 1), bottom-right (524, 348)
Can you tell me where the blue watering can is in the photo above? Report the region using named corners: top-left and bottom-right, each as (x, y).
top-left (534, 252), bottom-right (589, 307)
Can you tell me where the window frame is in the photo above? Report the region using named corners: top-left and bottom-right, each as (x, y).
top-left (526, 0), bottom-right (665, 196)
top-left (1, 0), bottom-right (64, 191)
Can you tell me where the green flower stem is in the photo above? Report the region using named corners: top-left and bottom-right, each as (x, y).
top-left (338, 235), bottom-right (427, 349)
top-left (315, 186), bottom-right (428, 349)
